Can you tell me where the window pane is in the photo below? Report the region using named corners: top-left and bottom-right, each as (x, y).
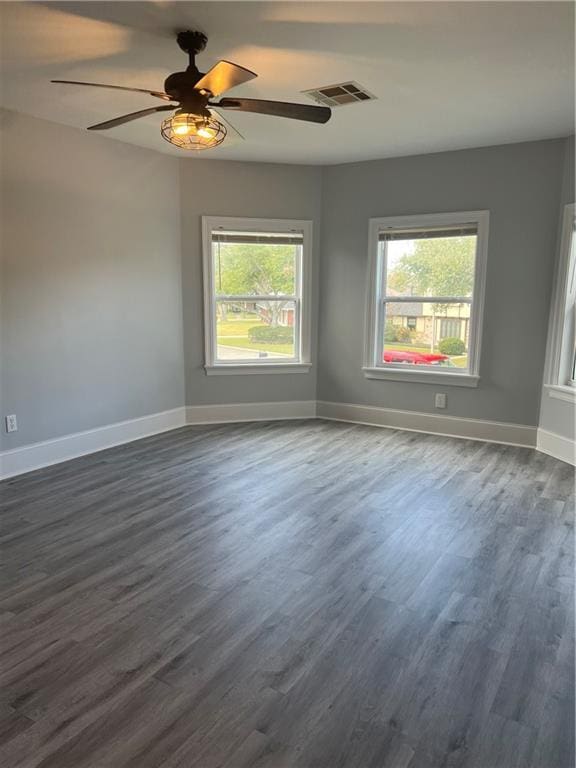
top-left (384, 234), bottom-right (476, 298)
top-left (216, 301), bottom-right (296, 361)
top-left (212, 237), bottom-right (298, 296)
top-left (382, 300), bottom-right (469, 370)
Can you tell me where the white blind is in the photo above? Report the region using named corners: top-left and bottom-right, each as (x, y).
top-left (379, 225), bottom-right (477, 242)
top-left (212, 231), bottom-right (303, 245)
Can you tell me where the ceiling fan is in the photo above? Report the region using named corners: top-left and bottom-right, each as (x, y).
top-left (52, 30), bottom-right (332, 150)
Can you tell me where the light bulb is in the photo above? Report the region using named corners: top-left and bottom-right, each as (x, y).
top-left (171, 113), bottom-right (196, 136)
top-left (160, 112), bottom-right (226, 150)
top-left (197, 126), bottom-right (216, 139)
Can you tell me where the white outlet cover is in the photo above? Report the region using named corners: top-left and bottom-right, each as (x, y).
top-left (5, 414), bottom-right (18, 432)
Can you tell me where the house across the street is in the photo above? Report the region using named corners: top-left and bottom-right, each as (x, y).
top-left (386, 289), bottom-right (470, 350)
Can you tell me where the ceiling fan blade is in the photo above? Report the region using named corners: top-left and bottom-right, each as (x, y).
top-left (208, 108), bottom-right (245, 141)
top-left (52, 80), bottom-right (173, 101)
top-left (213, 98), bottom-right (331, 124)
top-left (194, 61), bottom-right (257, 97)
top-left (87, 105), bottom-right (174, 131)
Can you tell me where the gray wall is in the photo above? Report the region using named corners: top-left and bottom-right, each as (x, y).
top-left (539, 135), bottom-right (575, 440)
top-left (179, 159), bottom-right (322, 406)
top-left (318, 140), bottom-right (565, 426)
top-left (1, 110), bottom-right (570, 454)
top-left (0, 110), bottom-right (185, 450)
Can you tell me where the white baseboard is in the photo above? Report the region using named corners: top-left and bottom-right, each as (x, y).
top-left (186, 400), bottom-right (317, 425)
top-left (0, 407), bottom-right (187, 480)
top-left (0, 402), bottom-right (317, 479)
top-left (4, 400), bottom-right (567, 481)
top-left (316, 400), bottom-right (537, 448)
top-left (536, 428), bottom-right (576, 466)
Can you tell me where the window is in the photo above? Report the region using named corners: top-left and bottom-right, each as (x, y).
top-left (545, 203), bottom-right (576, 401)
top-left (440, 318), bottom-right (463, 340)
top-left (364, 211), bottom-right (489, 386)
top-left (202, 217), bottom-right (312, 374)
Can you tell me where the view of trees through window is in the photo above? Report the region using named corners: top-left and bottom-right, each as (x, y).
top-left (382, 234), bottom-right (476, 369)
top-left (209, 228), bottom-right (477, 368)
top-left (212, 236), bottom-right (300, 361)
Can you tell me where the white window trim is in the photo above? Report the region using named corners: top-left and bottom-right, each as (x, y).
top-left (544, 203), bottom-right (576, 402)
top-left (363, 210), bottom-right (489, 387)
top-left (202, 216), bottom-right (313, 375)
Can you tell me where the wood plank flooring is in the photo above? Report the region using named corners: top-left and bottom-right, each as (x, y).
top-left (0, 420), bottom-right (574, 767)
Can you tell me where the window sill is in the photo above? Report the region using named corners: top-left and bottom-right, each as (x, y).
top-left (546, 384), bottom-right (576, 403)
top-left (362, 367), bottom-right (480, 387)
top-left (205, 363), bottom-right (311, 376)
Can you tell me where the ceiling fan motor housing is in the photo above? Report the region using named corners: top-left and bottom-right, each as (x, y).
top-left (164, 70), bottom-right (211, 111)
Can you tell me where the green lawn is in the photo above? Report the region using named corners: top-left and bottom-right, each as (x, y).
top-left (217, 317), bottom-right (468, 366)
top-left (386, 342), bottom-right (430, 354)
top-left (217, 316), bottom-right (294, 357)
top-left (217, 318), bottom-right (260, 337)
top-left (218, 336), bottom-right (294, 356)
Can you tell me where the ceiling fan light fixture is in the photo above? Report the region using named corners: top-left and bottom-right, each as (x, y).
top-left (53, 30), bottom-right (331, 143)
top-left (160, 112), bottom-right (227, 149)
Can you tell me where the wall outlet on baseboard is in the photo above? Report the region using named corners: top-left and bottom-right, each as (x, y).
top-left (434, 393), bottom-right (447, 409)
top-left (5, 414), bottom-right (18, 433)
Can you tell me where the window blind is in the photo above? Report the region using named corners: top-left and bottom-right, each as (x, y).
top-left (378, 225), bottom-right (478, 242)
top-left (212, 231), bottom-right (303, 245)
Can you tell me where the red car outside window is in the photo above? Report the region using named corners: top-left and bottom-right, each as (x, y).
top-left (383, 350), bottom-right (453, 366)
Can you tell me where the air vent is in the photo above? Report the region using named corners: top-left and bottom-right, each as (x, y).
top-left (302, 82), bottom-right (376, 107)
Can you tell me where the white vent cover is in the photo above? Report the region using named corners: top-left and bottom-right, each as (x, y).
top-left (302, 82), bottom-right (376, 107)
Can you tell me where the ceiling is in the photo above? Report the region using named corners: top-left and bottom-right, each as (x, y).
top-left (0, 1), bottom-right (574, 164)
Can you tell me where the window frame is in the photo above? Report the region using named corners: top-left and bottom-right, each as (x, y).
top-left (544, 203), bottom-right (576, 402)
top-left (202, 216), bottom-right (313, 375)
top-left (363, 210), bottom-right (490, 387)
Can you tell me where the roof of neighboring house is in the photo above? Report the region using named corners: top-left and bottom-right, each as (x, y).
top-left (386, 288), bottom-right (471, 319)
top-left (387, 302), bottom-right (423, 316)
top-left (386, 288), bottom-right (422, 317)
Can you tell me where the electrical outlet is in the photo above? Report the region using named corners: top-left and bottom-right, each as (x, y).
top-left (5, 414), bottom-right (18, 433)
top-left (435, 393), bottom-right (447, 409)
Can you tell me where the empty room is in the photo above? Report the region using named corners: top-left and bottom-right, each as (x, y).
top-left (0, 1), bottom-right (574, 766)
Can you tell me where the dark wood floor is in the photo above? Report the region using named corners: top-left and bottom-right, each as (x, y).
top-left (0, 420), bottom-right (573, 768)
